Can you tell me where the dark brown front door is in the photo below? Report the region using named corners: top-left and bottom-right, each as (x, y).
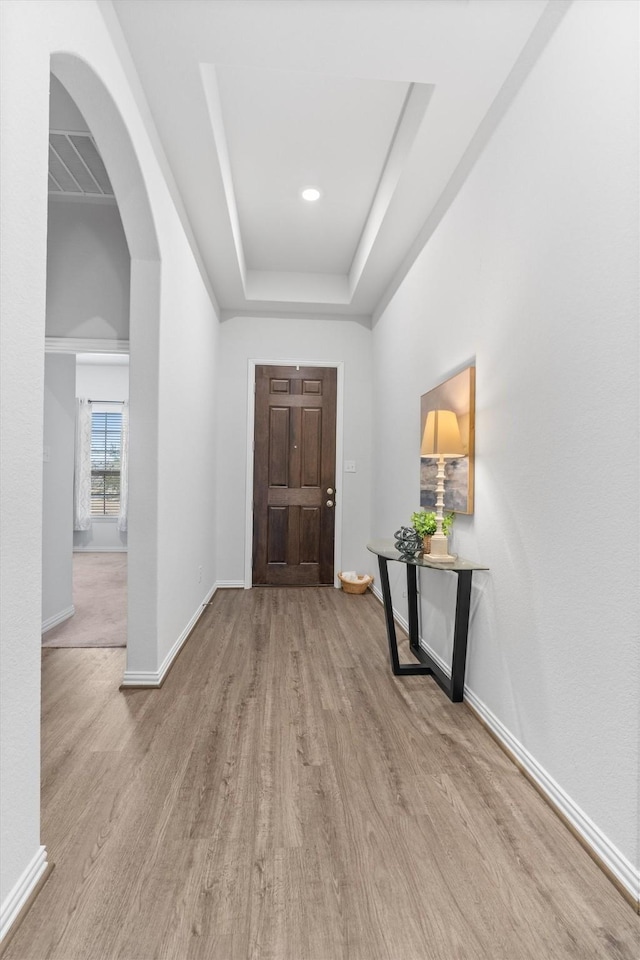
top-left (253, 365), bottom-right (337, 585)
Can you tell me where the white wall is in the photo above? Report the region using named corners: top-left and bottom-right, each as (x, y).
top-left (42, 354), bottom-right (75, 629)
top-left (0, 0), bottom-right (220, 931)
top-left (76, 358), bottom-right (129, 401)
top-left (50, 73), bottom-right (88, 132)
top-left (155, 230), bottom-right (219, 669)
top-left (46, 199), bottom-right (130, 341)
top-left (216, 316), bottom-right (372, 584)
top-left (1, 0), bottom-right (51, 929)
top-left (371, 0), bottom-right (639, 888)
top-left (74, 358), bottom-right (129, 551)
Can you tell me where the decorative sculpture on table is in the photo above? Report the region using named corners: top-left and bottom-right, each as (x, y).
top-left (393, 526), bottom-right (421, 558)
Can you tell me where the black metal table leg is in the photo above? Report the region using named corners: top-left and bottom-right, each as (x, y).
top-left (380, 561), bottom-right (474, 697)
top-left (377, 555), bottom-right (431, 677)
top-left (450, 570), bottom-right (472, 702)
top-left (377, 554), bottom-right (400, 674)
top-left (406, 564), bottom-right (419, 649)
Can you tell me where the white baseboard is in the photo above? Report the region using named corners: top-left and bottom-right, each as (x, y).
top-left (121, 582), bottom-right (217, 688)
top-left (41, 605), bottom-right (74, 634)
top-left (73, 547), bottom-right (128, 553)
top-left (215, 580), bottom-right (245, 589)
top-left (370, 585), bottom-right (640, 906)
top-left (0, 846), bottom-right (48, 942)
top-left (464, 686), bottom-right (640, 906)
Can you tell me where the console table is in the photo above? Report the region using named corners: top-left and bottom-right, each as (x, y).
top-left (367, 539), bottom-right (488, 703)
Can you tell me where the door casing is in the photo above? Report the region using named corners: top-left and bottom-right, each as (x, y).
top-left (244, 359), bottom-right (344, 589)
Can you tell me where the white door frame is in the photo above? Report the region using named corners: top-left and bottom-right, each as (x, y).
top-left (244, 358), bottom-right (344, 589)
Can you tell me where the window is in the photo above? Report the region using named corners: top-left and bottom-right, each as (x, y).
top-left (91, 411), bottom-right (122, 516)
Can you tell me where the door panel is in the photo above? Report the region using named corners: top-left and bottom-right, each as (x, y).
top-left (268, 408), bottom-right (290, 487)
top-left (253, 365), bottom-right (337, 586)
top-left (300, 508), bottom-right (320, 563)
top-left (267, 507), bottom-right (287, 564)
top-left (301, 408), bottom-right (321, 487)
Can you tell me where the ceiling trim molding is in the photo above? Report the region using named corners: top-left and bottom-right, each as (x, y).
top-left (45, 337), bottom-right (130, 354)
top-left (98, 0), bottom-right (221, 318)
top-left (371, 0), bottom-right (572, 326)
top-left (244, 270), bottom-right (351, 305)
top-left (200, 63), bottom-right (248, 288)
top-left (48, 193), bottom-right (117, 206)
top-left (220, 309), bottom-right (371, 327)
top-left (348, 81), bottom-right (433, 299)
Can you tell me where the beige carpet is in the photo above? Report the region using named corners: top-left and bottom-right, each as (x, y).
top-left (42, 552), bottom-right (127, 648)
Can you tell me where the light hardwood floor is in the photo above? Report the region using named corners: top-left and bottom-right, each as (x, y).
top-left (6, 588), bottom-right (639, 959)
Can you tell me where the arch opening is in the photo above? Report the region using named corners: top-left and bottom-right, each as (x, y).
top-left (48, 53), bottom-right (161, 678)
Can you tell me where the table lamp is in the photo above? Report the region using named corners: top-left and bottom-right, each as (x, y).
top-left (421, 409), bottom-right (464, 561)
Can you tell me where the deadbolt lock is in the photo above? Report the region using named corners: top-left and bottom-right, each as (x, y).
top-left (327, 487), bottom-right (334, 495)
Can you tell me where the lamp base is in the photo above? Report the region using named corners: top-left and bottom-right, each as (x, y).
top-left (429, 533), bottom-right (456, 563)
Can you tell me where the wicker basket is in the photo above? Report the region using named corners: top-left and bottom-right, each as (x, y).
top-left (338, 572), bottom-right (374, 594)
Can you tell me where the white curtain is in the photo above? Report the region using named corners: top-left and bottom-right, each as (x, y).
top-left (117, 400), bottom-right (129, 532)
top-left (74, 398), bottom-right (92, 531)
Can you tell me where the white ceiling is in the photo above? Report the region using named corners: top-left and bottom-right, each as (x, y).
top-left (105, 0), bottom-right (561, 322)
top-left (214, 67), bottom-right (411, 275)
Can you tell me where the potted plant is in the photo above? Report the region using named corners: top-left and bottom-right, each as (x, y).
top-left (410, 510), bottom-right (454, 555)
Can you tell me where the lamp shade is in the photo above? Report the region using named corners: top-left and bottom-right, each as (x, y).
top-left (421, 409), bottom-right (464, 457)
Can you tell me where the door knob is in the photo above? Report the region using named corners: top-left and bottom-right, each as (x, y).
top-left (326, 500), bottom-right (334, 508)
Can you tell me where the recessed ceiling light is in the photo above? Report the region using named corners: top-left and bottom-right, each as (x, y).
top-left (301, 187), bottom-right (321, 202)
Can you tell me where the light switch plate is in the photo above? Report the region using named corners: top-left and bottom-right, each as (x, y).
top-left (344, 460), bottom-right (356, 473)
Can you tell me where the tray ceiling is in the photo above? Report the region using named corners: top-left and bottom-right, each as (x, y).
top-left (101, 0), bottom-right (564, 321)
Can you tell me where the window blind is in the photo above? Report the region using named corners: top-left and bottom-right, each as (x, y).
top-left (91, 412), bottom-right (122, 516)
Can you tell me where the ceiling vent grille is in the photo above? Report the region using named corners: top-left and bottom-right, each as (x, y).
top-left (48, 132), bottom-right (114, 198)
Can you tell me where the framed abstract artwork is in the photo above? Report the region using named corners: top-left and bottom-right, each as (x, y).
top-left (420, 365), bottom-right (475, 514)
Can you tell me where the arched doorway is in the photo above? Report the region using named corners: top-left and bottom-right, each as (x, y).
top-left (49, 54), bottom-right (161, 678)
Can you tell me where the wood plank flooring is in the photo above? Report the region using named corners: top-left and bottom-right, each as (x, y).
top-left (5, 588), bottom-right (639, 960)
